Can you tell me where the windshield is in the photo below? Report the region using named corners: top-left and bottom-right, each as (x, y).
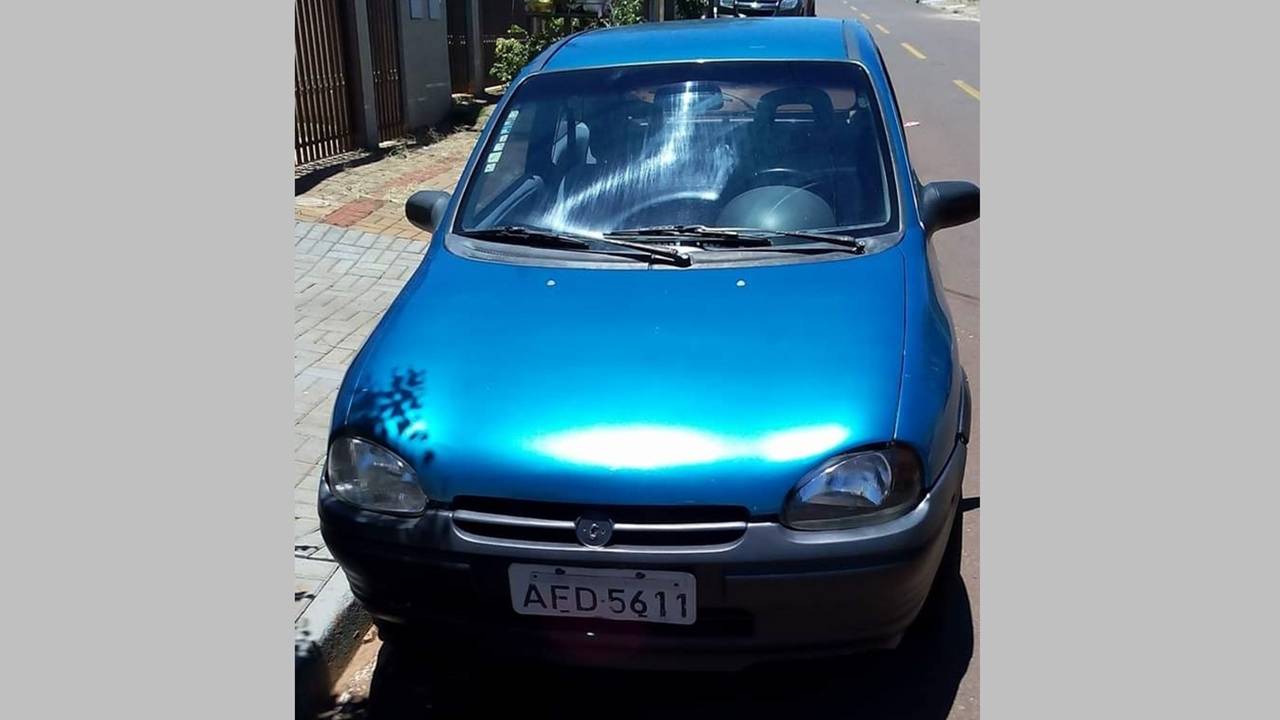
top-left (456, 61), bottom-right (898, 241)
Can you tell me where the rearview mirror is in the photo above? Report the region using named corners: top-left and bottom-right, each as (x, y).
top-left (919, 181), bottom-right (979, 234)
top-left (405, 190), bottom-right (451, 233)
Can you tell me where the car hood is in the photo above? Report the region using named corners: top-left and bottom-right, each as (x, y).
top-left (336, 246), bottom-right (907, 516)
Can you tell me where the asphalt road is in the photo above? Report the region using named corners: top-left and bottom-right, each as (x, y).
top-left (338, 6), bottom-right (983, 718)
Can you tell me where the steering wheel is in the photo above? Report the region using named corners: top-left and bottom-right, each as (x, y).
top-left (749, 167), bottom-right (860, 207)
top-left (751, 168), bottom-right (832, 192)
top-left (615, 190), bottom-right (724, 227)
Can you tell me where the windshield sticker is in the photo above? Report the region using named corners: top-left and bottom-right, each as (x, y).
top-left (499, 110), bottom-right (519, 134)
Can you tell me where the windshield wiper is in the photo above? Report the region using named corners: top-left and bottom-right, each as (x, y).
top-left (766, 229), bottom-right (867, 254)
top-left (605, 225), bottom-right (773, 247)
top-left (463, 226), bottom-right (691, 267)
top-left (608, 225), bottom-right (866, 255)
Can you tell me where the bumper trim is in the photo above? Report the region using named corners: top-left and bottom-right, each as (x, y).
top-left (452, 508), bottom-right (748, 534)
top-left (452, 509), bottom-right (573, 530)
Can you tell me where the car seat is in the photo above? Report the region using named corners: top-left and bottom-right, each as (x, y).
top-left (746, 86), bottom-right (839, 203)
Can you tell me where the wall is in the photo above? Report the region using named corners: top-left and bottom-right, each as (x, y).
top-left (397, 0), bottom-right (453, 129)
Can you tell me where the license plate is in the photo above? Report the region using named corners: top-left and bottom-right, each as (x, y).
top-left (508, 564), bottom-right (696, 626)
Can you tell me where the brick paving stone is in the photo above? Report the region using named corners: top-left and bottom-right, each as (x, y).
top-left (296, 501), bottom-right (321, 526)
top-left (297, 556), bottom-right (337, 579)
top-left (295, 126), bottom-right (482, 240)
top-left (296, 576), bottom-right (323, 613)
top-left (295, 460), bottom-right (317, 482)
top-left (295, 513), bottom-right (321, 538)
top-left (297, 469), bottom-right (323, 494)
top-left (295, 438), bottom-right (328, 465)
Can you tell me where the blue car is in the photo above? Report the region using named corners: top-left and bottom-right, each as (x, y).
top-left (319, 18), bottom-right (977, 672)
top-left (710, 0), bottom-right (816, 18)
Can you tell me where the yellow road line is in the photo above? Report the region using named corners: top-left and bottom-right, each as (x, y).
top-left (954, 79), bottom-right (981, 100)
top-left (875, 23), bottom-right (890, 35)
top-left (860, 12), bottom-right (872, 20)
top-left (901, 42), bottom-right (927, 60)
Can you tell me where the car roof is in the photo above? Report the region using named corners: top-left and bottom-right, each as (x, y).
top-left (537, 18), bottom-right (870, 72)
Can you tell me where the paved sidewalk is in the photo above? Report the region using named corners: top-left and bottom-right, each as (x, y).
top-left (294, 126), bottom-right (483, 241)
top-left (918, 0), bottom-right (980, 21)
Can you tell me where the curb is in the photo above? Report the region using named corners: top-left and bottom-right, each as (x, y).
top-left (297, 569), bottom-right (371, 682)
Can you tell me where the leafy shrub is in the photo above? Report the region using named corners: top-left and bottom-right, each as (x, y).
top-left (610, 0), bottom-right (646, 25)
top-left (490, 0), bottom-right (649, 85)
top-left (491, 25), bottom-right (535, 85)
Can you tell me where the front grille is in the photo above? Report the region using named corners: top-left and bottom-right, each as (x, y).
top-left (728, 1), bottom-right (782, 15)
top-left (451, 497), bottom-right (750, 549)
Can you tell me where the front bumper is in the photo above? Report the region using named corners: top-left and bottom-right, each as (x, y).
top-left (713, 4), bottom-right (805, 17)
top-left (319, 441), bottom-right (966, 671)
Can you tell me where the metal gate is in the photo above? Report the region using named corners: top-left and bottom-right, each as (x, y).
top-left (446, 0), bottom-right (472, 94)
top-left (445, 0), bottom-right (530, 95)
top-left (368, 0), bottom-right (406, 140)
top-left (295, 0), bottom-right (356, 165)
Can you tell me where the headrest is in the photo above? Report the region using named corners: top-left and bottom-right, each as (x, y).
top-left (585, 98), bottom-right (645, 165)
top-left (754, 87), bottom-right (835, 126)
top-left (551, 121), bottom-right (591, 168)
top-left (652, 82), bottom-right (725, 115)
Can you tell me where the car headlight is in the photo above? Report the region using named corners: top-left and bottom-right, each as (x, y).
top-left (782, 447), bottom-right (923, 530)
top-left (326, 437), bottom-right (428, 515)
top-left (779, 0), bottom-right (799, 9)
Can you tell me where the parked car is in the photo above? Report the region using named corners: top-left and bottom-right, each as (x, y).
top-left (710, 0), bottom-right (816, 17)
top-left (319, 18), bottom-right (977, 674)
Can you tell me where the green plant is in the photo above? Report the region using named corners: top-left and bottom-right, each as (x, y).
top-left (489, 1), bottom-right (649, 85)
top-left (609, 0), bottom-right (645, 25)
top-left (491, 25), bottom-right (535, 85)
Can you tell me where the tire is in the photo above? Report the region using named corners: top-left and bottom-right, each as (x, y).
top-left (294, 637), bottom-right (332, 720)
top-left (367, 631), bottom-right (493, 719)
top-left (366, 640), bottom-right (444, 720)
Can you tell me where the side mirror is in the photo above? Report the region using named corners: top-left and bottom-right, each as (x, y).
top-left (405, 190), bottom-right (451, 233)
top-left (920, 181), bottom-right (979, 234)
